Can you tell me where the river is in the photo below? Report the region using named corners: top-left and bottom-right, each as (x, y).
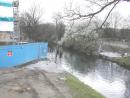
top-left (28, 49), bottom-right (130, 98)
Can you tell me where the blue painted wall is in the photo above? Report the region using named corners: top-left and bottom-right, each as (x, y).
top-left (0, 43), bottom-right (48, 68)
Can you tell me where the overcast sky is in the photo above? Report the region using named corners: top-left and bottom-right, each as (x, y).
top-left (19, 0), bottom-right (130, 22)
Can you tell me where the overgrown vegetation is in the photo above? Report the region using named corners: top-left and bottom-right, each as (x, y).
top-left (66, 74), bottom-right (105, 98)
top-left (113, 57), bottom-right (130, 69)
top-left (61, 22), bottom-right (99, 55)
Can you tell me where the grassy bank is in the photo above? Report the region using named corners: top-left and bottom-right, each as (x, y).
top-left (113, 56), bottom-right (130, 70)
top-left (65, 74), bottom-right (105, 98)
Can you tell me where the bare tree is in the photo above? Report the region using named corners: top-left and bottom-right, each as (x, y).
top-left (53, 13), bottom-right (66, 41)
top-left (107, 12), bottom-right (122, 29)
top-left (64, 0), bottom-right (130, 29)
top-left (20, 4), bottom-right (42, 41)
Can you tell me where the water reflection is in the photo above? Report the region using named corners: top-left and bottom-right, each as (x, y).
top-left (125, 75), bottom-right (130, 98)
top-left (35, 46), bottom-right (130, 98)
top-left (60, 50), bottom-right (130, 98)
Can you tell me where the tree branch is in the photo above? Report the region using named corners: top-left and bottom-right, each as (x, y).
top-left (99, 0), bottom-right (120, 29)
top-left (68, 0), bottom-right (120, 20)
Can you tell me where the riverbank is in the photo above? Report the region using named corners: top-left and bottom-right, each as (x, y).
top-left (99, 52), bottom-right (130, 70)
top-left (113, 56), bottom-right (130, 69)
top-left (63, 47), bottom-right (130, 70)
top-left (0, 67), bottom-right (105, 98)
top-left (65, 48), bottom-right (130, 72)
top-left (66, 74), bottom-right (105, 98)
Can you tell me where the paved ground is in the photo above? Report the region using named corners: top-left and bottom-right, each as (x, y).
top-left (0, 67), bottom-right (73, 98)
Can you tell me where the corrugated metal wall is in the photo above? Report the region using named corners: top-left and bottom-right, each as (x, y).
top-left (0, 43), bottom-right (48, 68)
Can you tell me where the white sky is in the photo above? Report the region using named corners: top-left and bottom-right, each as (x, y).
top-left (19, 0), bottom-right (130, 23)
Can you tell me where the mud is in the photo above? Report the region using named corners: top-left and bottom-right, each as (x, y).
top-left (0, 68), bottom-right (73, 98)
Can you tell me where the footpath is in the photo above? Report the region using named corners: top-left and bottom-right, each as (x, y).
top-left (0, 68), bottom-right (73, 98)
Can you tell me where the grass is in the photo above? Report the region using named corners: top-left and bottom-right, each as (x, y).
top-left (114, 56), bottom-right (130, 69)
top-left (65, 74), bottom-right (105, 98)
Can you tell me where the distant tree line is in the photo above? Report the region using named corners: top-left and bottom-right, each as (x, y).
top-left (100, 28), bottom-right (130, 41)
top-left (19, 6), bottom-right (65, 45)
